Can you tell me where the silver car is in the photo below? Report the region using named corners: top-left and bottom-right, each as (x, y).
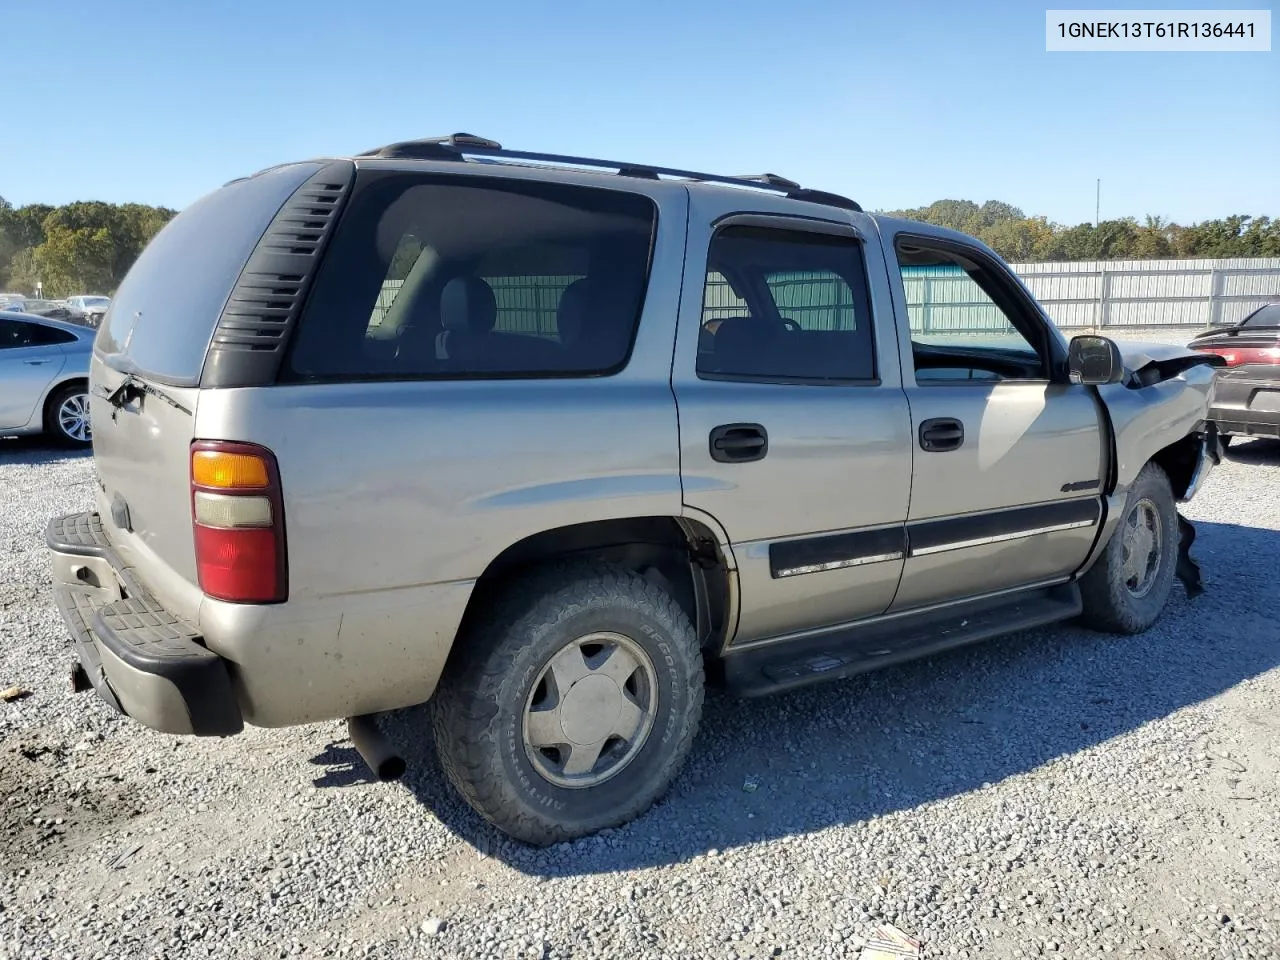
top-left (0, 310), bottom-right (93, 445)
top-left (65, 295), bottom-right (112, 325)
top-left (45, 134), bottom-right (1223, 846)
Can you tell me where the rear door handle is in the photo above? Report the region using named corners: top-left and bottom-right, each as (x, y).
top-left (709, 423), bottom-right (768, 463)
top-left (919, 417), bottom-right (964, 452)
top-left (23, 358), bottom-right (52, 365)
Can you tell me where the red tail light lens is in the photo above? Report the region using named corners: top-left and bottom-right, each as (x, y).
top-left (1199, 346), bottom-right (1280, 367)
top-left (190, 440), bottom-right (287, 603)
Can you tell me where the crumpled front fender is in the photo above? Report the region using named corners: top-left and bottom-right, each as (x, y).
top-left (1097, 360), bottom-right (1218, 497)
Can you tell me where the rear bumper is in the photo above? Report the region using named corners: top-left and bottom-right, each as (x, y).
top-left (1208, 375), bottom-right (1280, 438)
top-left (1208, 406), bottom-right (1280, 439)
top-left (46, 512), bottom-right (243, 736)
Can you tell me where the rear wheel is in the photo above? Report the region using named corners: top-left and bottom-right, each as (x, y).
top-left (1078, 462), bottom-right (1178, 634)
top-left (44, 382), bottom-right (92, 447)
top-left (430, 562), bottom-right (704, 846)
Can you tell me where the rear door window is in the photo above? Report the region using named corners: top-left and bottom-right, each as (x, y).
top-left (285, 173), bottom-right (657, 381)
top-left (696, 225), bottom-right (877, 382)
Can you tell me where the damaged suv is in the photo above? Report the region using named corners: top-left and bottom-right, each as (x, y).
top-left (47, 134), bottom-right (1223, 845)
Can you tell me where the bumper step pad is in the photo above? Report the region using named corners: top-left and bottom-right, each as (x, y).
top-left (46, 512), bottom-right (244, 736)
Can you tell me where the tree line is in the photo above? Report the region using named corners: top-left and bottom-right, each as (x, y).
top-left (1, 194), bottom-right (1276, 299)
top-left (0, 197), bottom-right (175, 298)
top-left (882, 199), bottom-right (1280, 263)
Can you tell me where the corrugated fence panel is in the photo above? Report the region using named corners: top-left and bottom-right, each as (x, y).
top-left (1008, 257), bottom-right (1280, 330)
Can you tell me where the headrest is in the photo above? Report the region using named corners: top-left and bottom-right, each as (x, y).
top-left (707, 316), bottom-right (782, 368)
top-left (556, 278), bottom-right (594, 345)
top-left (440, 276), bottom-right (497, 334)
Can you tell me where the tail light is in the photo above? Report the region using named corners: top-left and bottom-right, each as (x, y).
top-left (190, 440), bottom-right (288, 603)
top-left (1198, 345), bottom-right (1280, 367)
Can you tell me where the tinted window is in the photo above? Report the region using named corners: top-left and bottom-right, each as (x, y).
top-left (1242, 303), bottom-right (1280, 327)
top-left (696, 226), bottom-right (876, 382)
top-left (893, 240), bottom-right (1046, 382)
top-left (96, 162), bottom-right (324, 384)
top-left (286, 173), bottom-right (657, 381)
top-left (0, 318), bottom-right (76, 348)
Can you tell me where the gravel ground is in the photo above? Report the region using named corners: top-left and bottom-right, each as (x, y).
top-left (2, 434), bottom-right (1278, 960)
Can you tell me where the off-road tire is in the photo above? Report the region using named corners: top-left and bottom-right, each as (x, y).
top-left (429, 561), bottom-right (704, 846)
top-left (43, 382), bottom-right (92, 447)
top-left (1078, 461), bottom-right (1178, 634)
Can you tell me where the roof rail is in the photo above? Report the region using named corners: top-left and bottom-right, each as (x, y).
top-left (356, 133), bottom-right (863, 212)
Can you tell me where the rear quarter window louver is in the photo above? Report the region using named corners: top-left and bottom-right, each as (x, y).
top-left (201, 161), bottom-right (355, 388)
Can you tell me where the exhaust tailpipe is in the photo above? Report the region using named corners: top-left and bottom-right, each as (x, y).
top-left (347, 714), bottom-right (406, 781)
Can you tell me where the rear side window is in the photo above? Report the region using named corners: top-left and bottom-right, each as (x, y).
top-left (285, 173), bottom-right (657, 381)
top-left (697, 225), bottom-right (876, 382)
top-left (1242, 303), bottom-right (1280, 327)
top-left (96, 162), bottom-right (324, 384)
top-left (0, 319), bottom-right (76, 348)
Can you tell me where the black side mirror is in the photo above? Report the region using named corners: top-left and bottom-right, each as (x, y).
top-left (1068, 334), bottom-right (1125, 385)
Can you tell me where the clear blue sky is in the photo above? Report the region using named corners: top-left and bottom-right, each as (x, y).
top-left (2, 0), bottom-right (1276, 226)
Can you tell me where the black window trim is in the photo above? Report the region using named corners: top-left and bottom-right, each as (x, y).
top-left (695, 213), bottom-right (882, 388)
top-left (278, 170), bottom-right (661, 386)
top-left (0, 316), bottom-right (78, 349)
top-left (892, 231), bottom-right (1067, 385)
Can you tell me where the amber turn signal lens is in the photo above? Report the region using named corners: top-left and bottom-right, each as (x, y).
top-left (192, 450), bottom-right (270, 489)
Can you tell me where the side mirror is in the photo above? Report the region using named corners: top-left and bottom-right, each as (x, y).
top-left (1068, 334), bottom-right (1125, 385)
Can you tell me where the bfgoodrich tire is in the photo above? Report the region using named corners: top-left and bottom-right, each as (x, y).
top-left (430, 562), bottom-right (704, 846)
top-left (1078, 461), bottom-right (1179, 635)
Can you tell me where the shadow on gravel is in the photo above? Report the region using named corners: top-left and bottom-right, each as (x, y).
top-left (376, 519), bottom-right (1280, 877)
top-left (309, 742), bottom-right (380, 789)
top-left (1224, 437), bottom-right (1280, 465)
top-left (0, 435), bottom-right (91, 463)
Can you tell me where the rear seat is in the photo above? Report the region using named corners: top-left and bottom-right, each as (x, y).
top-left (701, 315), bottom-right (874, 380)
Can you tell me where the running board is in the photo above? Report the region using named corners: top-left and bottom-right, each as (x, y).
top-left (723, 582), bottom-right (1083, 697)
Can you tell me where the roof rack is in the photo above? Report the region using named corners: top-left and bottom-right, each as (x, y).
top-left (355, 133), bottom-right (863, 212)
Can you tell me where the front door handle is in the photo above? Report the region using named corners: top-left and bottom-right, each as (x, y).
top-left (919, 417), bottom-right (964, 452)
top-left (709, 423), bottom-right (768, 463)
top-left (23, 358), bottom-right (53, 365)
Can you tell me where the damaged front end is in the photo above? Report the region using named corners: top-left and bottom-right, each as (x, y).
top-left (1172, 421), bottom-right (1224, 601)
top-left (1098, 339), bottom-right (1228, 601)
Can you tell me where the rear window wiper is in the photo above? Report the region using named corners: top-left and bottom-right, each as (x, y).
top-left (94, 374), bottom-right (192, 417)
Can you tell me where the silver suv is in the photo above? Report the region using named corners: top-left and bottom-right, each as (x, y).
top-left (46, 134), bottom-right (1223, 845)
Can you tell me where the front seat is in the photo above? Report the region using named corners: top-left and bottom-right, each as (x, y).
top-left (435, 276), bottom-right (498, 366)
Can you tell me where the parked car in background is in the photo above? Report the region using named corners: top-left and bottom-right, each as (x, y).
top-left (66, 295), bottom-right (112, 326)
top-left (1188, 302), bottom-right (1280, 444)
top-left (0, 310), bottom-right (94, 445)
top-left (23, 299), bottom-right (76, 322)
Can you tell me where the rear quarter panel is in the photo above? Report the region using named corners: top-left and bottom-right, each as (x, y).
top-left (191, 187), bottom-right (691, 726)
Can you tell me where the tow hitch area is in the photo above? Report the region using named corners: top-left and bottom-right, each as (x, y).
top-left (69, 660), bottom-right (92, 693)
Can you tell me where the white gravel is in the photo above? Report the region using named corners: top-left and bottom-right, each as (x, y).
top-left (2, 434), bottom-right (1278, 960)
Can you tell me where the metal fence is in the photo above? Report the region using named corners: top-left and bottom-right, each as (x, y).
top-left (372, 257), bottom-right (1280, 338)
top-left (1004, 257), bottom-right (1280, 331)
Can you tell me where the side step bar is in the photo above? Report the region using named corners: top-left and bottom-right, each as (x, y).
top-left (723, 582), bottom-right (1083, 697)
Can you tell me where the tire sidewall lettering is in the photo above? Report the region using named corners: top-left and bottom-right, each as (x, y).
top-left (498, 599), bottom-right (692, 824)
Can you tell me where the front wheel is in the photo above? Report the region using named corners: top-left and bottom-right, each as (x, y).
top-left (1078, 462), bottom-right (1178, 634)
top-left (430, 562), bottom-right (704, 846)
